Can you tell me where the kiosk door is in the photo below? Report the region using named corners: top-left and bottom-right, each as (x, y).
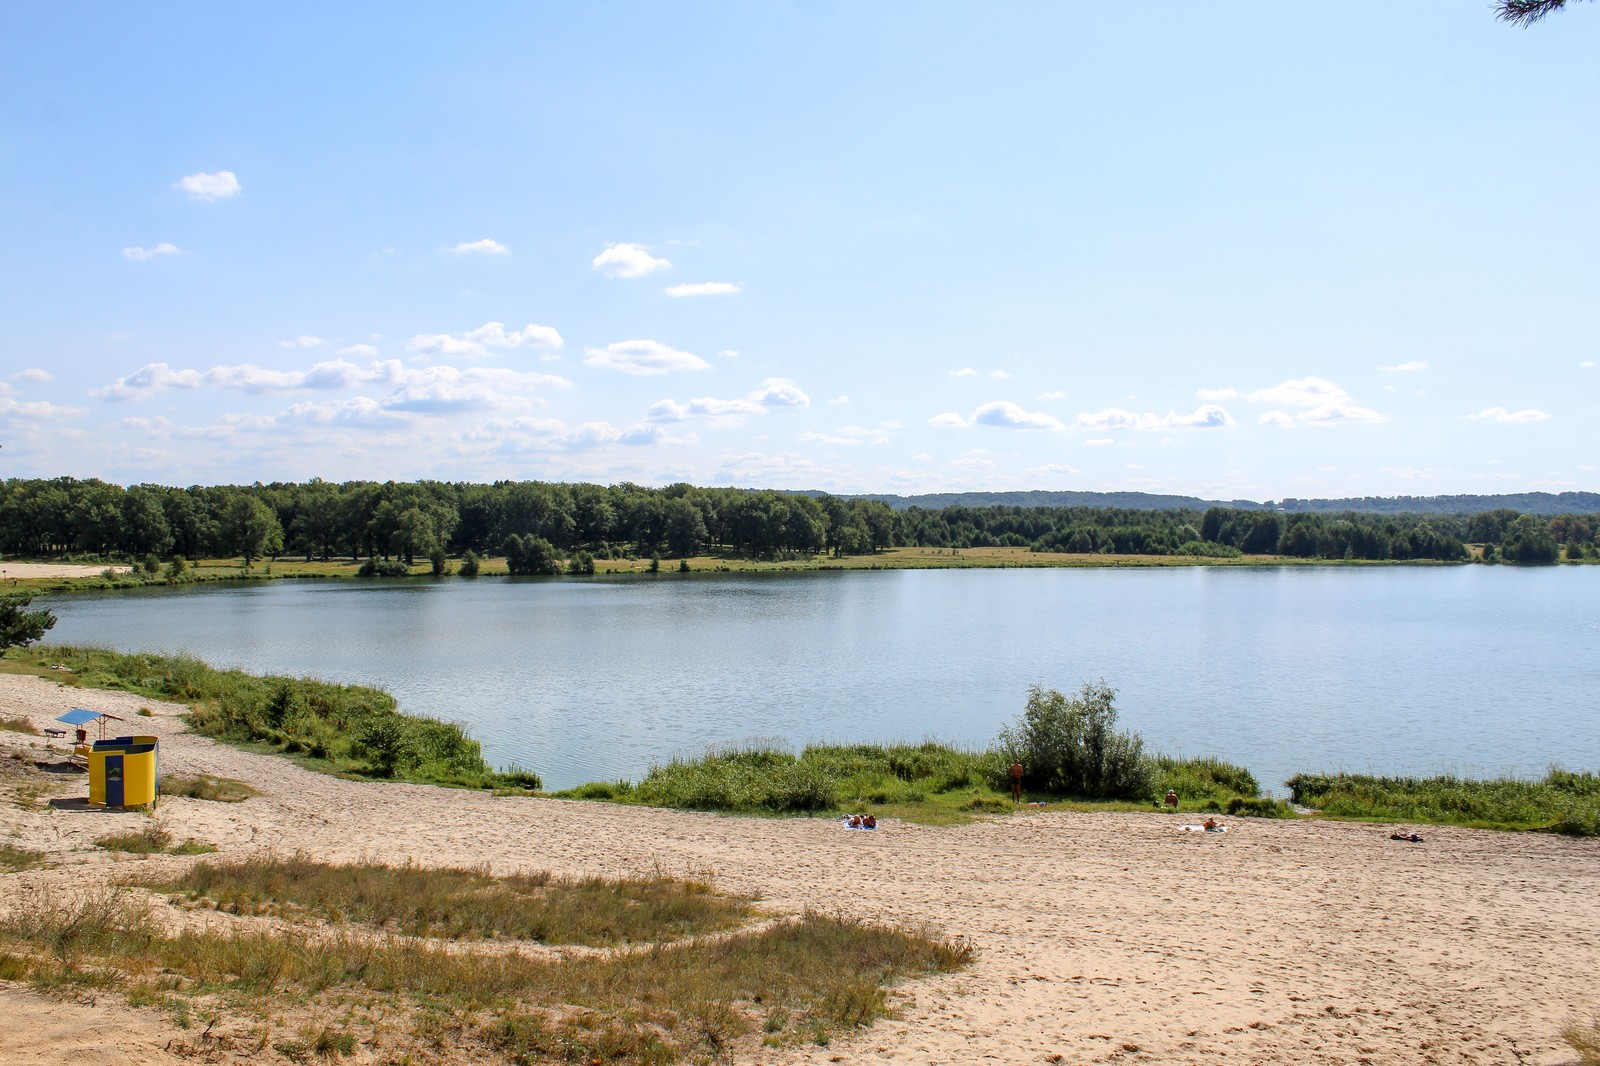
top-left (104, 755), bottom-right (124, 807)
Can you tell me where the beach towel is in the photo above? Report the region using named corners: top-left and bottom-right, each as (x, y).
top-left (1179, 824), bottom-right (1228, 833)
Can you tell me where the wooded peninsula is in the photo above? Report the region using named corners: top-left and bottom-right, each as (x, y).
top-left (3, 476), bottom-right (1595, 573)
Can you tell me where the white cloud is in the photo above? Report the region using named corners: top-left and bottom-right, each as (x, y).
top-left (829, 395), bottom-right (850, 405)
top-left (450, 238), bottom-right (509, 255)
top-left (973, 401), bottom-right (1066, 431)
top-left (1299, 403), bottom-right (1385, 425)
top-left (646, 378), bottom-right (809, 423)
top-left (0, 396), bottom-right (87, 420)
top-left (12, 368), bottom-right (53, 384)
top-left (177, 171), bottom-right (240, 201)
top-left (1074, 405), bottom-right (1234, 432)
top-left (1259, 411), bottom-right (1296, 427)
top-left (719, 349), bottom-right (740, 359)
top-left (336, 344), bottom-right (379, 357)
top-left (592, 243), bottom-right (670, 278)
top-left (122, 242), bottom-right (180, 261)
top-left (1581, 360), bottom-right (1596, 369)
top-left (1248, 377), bottom-right (1381, 426)
top-left (1082, 438), bottom-right (1115, 447)
top-left (91, 362), bottom-right (206, 400)
top-left (989, 370), bottom-right (1011, 379)
top-left (277, 336), bottom-right (324, 349)
top-left (1381, 466), bottom-right (1442, 481)
top-left (1467, 406), bottom-right (1552, 424)
top-left (1038, 390), bottom-right (1065, 400)
top-left (800, 431), bottom-right (864, 446)
top-left (1380, 360), bottom-right (1429, 373)
top-left (949, 368), bottom-right (979, 378)
top-left (749, 378), bottom-right (809, 408)
top-left (1196, 387), bottom-right (1237, 401)
top-left (928, 412), bottom-right (968, 428)
top-left (663, 282), bottom-right (739, 298)
top-left (407, 321), bottom-right (563, 360)
top-left (583, 339), bottom-right (709, 375)
top-left (1248, 376), bottom-right (1350, 407)
top-left (1025, 462), bottom-right (1082, 477)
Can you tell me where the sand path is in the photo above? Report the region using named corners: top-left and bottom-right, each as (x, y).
top-left (1, 672), bottom-right (1595, 1065)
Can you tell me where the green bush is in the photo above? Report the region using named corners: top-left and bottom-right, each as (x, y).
top-left (459, 550), bottom-right (482, 577)
top-left (997, 681), bottom-right (1152, 800)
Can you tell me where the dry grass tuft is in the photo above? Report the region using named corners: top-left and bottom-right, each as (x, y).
top-left (0, 714), bottom-right (39, 734)
top-left (1567, 1016), bottom-right (1600, 1065)
top-left (161, 773), bottom-right (256, 803)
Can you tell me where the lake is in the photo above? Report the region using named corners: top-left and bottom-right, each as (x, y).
top-left (38, 565), bottom-right (1600, 793)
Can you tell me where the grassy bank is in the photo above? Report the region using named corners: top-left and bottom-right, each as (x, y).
top-left (1288, 770), bottom-right (1600, 834)
top-left (2, 645), bottom-right (540, 791)
top-left (557, 741), bottom-right (1283, 826)
top-left (0, 864), bottom-right (973, 1064)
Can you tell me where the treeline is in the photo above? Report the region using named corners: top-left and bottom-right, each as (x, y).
top-left (0, 477), bottom-right (895, 566)
top-left (2, 477), bottom-right (1594, 566)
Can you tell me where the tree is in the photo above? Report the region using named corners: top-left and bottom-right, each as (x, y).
top-left (220, 494), bottom-right (284, 565)
top-left (1496, 0), bottom-right (1588, 26)
top-left (0, 594), bottom-right (55, 651)
top-left (997, 681), bottom-right (1152, 800)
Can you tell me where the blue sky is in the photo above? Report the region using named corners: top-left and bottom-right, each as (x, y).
top-left (3, 3), bottom-right (1596, 500)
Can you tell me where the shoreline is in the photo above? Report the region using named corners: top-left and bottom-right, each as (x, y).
top-left (1, 670), bottom-right (1596, 1065)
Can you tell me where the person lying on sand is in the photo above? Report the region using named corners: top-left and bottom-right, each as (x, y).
top-left (840, 814), bottom-right (879, 829)
top-left (1389, 831), bottom-right (1424, 842)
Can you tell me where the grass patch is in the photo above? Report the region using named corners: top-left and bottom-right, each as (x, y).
top-left (1, 886), bottom-right (971, 1065)
top-left (0, 714), bottom-right (39, 734)
top-left (95, 824), bottom-right (173, 854)
top-left (1567, 1016), bottom-right (1600, 1066)
top-left (5, 645), bottom-right (538, 791)
top-left (1287, 769), bottom-right (1600, 834)
top-left (161, 773), bottom-right (256, 803)
top-left (150, 854), bottom-right (756, 946)
top-left (560, 740), bottom-right (1270, 825)
top-left (0, 843), bottom-right (46, 872)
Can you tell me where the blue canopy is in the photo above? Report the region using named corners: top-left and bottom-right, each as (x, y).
top-left (56, 708), bottom-right (106, 726)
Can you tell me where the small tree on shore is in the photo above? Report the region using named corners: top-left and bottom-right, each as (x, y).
top-left (0, 594), bottom-right (56, 652)
top-left (997, 681), bottom-right (1152, 800)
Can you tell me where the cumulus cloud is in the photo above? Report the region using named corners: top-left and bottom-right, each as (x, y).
top-left (591, 243), bottom-right (670, 278)
top-left (177, 171), bottom-right (240, 201)
top-left (407, 321), bottom-right (563, 361)
top-left (122, 242), bottom-right (180, 261)
top-left (1380, 360), bottom-right (1429, 373)
top-left (973, 401), bottom-right (1066, 431)
top-left (278, 336), bottom-right (324, 349)
top-left (1196, 387), bottom-right (1237, 401)
top-left (1038, 390), bottom-right (1065, 400)
top-left (1026, 462), bottom-right (1082, 477)
top-left (0, 396), bottom-right (87, 420)
top-left (450, 238), bottom-right (508, 255)
top-left (1581, 360), bottom-right (1596, 369)
top-left (91, 362), bottom-right (207, 400)
top-left (646, 378), bottom-right (809, 423)
top-left (749, 378), bottom-right (809, 408)
top-left (12, 368), bottom-right (53, 384)
top-left (928, 412), bottom-right (968, 428)
top-left (1248, 377), bottom-right (1382, 426)
top-left (949, 368), bottom-right (979, 378)
top-left (583, 339), bottom-right (709, 375)
top-left (1074, 405), bottom-right (1235, 432)
top-left (1467, 406), bottom-right (1552, 424)
top-left (663, 282), bottom-right (739, 297)
top-left (1258, 411), bottom-right (1296, 427)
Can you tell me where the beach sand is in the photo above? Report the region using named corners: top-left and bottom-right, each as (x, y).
top-left (1, 671), bottom-right (1595, 1066)
top-left (0, 562), bottom-right (132, 579)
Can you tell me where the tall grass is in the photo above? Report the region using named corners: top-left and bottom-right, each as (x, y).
top-left (564, 739), bottom-right (1266, 822)
top-left (6, 645), bottom-right (536, 790)
top-left (1, 887), bottom-right (972, 1065)
top-left (161, 773), bottom-right (256, 803)
top-left (1287, 769), bottom-right (1600, 834)
top-left (0, 714), bottom-right (39, 734)
top-left (152, 854), bottom-right (754, 946)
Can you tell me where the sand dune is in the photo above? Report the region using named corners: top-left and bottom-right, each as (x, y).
top-left (1, 671), bottom-right (1595, 1065)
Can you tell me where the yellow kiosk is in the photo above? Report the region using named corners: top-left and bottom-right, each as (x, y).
top-left (57, 709), bottom-right (159, 808)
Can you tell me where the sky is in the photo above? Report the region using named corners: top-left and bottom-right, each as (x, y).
top-left (2, 3), bottom-right (1597, 501)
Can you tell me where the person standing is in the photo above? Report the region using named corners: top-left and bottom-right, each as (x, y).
top-left (1009, 760), bottom-right (1024, 803)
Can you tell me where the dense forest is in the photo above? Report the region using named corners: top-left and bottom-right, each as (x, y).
top-left (1, 477), bottom-right (1594, 567)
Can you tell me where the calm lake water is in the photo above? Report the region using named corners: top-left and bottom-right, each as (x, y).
top-left (38, 566), bottom-right (1600, 793)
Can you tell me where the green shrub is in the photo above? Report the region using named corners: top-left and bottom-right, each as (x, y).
top-left (459, 550), bottom-right (481, 577)
top-left (996, 681), bottom-right (1152, 800)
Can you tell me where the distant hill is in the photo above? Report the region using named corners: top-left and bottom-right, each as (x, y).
top-left (1275, 492), bottom-right (1600, 516)
top-left (794, 489), bottom-right (1600, 515)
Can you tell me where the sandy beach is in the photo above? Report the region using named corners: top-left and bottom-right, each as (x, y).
top-left (1, 670), bottom-right (1595, 1066)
